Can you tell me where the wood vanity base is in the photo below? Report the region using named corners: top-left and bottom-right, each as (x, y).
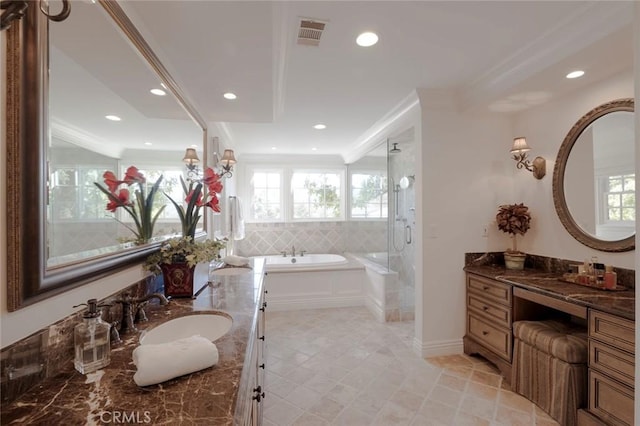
top-left (463, 335), bottom-right (512, 384)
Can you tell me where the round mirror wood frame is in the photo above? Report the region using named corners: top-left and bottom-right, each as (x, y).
top-left (552, 98), bottom-right (635, 252)
top-left (5, 1), bottom-right (208, 311)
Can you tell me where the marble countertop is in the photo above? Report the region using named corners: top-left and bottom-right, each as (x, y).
top-left (1, 259), bottom-right (266, 426)
top-left (464, 264), bottom-right (635, 321)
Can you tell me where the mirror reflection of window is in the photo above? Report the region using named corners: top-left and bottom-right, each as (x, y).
top-left (564, 110), bottom-right (635, 242)
top-left (351, 172), bottom-right (388, 219)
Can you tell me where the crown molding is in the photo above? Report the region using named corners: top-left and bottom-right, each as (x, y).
top-left (51, 118), bottom-right (123, 159)
top-left (343, 90), bottom-right (420, 164)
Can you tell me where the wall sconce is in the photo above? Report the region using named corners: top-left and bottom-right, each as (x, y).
top-left (218, 149), bottom-right (236, 178)
top-left (1, 0), bottom-right (71, 31)
top-left (182, 148), bottom-right (200, 180)
top-left (510, 137), bottom-right (546, 179)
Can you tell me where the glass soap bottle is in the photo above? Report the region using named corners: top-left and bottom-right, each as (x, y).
top-left (74, 299), bottom-right (111, 374)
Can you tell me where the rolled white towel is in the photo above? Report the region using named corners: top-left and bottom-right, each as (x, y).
top-left (223, 255), bottom-right (250, 267)
top-left (132, 335), bottom-right (219, 387)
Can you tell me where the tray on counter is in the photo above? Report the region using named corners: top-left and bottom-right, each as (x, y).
top-left (558, 278), bottom-right (628, 292)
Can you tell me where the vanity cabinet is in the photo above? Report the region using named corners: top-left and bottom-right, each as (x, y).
top-left (241, 276), bottom-right (268, 426)
top-left (583, 310), bottom-right (635, 426)
top-left (464, 273), bottom-right (513, 378)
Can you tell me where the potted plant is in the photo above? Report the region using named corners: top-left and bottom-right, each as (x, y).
top-left (146, 167), bottom-right (226, 297)
top-left (145, 237), bottom-right (226, 297)
top-left (496, 203), bottom-right (531, 270)
top-left (94, 166), bottom-right (165, 244)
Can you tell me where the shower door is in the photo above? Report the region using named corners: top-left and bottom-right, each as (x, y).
top-left (387, 131), bottom-right (416, 321)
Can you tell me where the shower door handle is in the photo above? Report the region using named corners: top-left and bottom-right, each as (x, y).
top-left (405, 225), bottom-right (412, 244)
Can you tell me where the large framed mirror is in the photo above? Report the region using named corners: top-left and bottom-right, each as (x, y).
top-left (552, 98), bottom-right (635, 252)
top-left (6, 1), bottom-right (208, 311)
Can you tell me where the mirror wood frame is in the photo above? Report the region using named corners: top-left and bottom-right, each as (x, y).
top-left (5, 0), bottom-right (208, 311)
top-left (552, 98), bottom-right (635, 253)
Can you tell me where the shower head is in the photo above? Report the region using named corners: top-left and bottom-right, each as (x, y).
top-left (389, 143), bottom-right (401, 153)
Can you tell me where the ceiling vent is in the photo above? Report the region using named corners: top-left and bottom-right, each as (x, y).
top-left (297, 19), bottom-right (326, 46)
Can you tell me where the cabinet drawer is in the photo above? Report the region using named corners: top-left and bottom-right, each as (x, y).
top-left (589, 340), bottom-right (635, 389)
top-left (467, 274), bottom-right (511, 306)
top-left (467, 313), bottom-right (511, 361)
top-left (589, 370), bottom-right (634, 426)
top-left (468, 294), bottom-right (511, 327)
top-left (589, 310), bottom-right (634, 354)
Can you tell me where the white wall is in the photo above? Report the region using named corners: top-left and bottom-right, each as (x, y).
top-left (513, 70), bottom-right (634, 268)
top-left (416, 89), bottom-right (514, 356)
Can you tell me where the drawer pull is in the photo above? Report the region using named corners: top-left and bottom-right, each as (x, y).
top-left (482, 331), bottom-right (489, 336)
top-left (483, 286), bottom-right (490, 291)
top-left (482, 306), bottom-right (489, 311)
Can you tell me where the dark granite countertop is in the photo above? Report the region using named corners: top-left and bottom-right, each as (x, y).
top-left (1, 259), bottom-right (266, 426)
top-left (464, 264), bottom-right (635, 321)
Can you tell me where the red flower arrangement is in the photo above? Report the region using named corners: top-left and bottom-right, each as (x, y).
top-left (94, 166), bottom-right (165, 244)
top-left (166, 167), bottom-right (223, 239)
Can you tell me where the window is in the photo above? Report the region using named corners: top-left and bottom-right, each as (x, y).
top-left (604, 173), bottom-right (635, 222)
top-left (250, 170), bottom-right (282, 221)
top-left (291, 171), bottom-right (342, 219)
top-left (50, 166), bottom-right (110, 220)
top-left (350, 172), bottom-right (387, 219)
top-left (50, 165), bottom-right (184, 222)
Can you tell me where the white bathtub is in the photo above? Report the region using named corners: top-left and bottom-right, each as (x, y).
top-left (256, 253), bottom-right (365, 311)
top-left (264, 253), bottom-right (348, 271)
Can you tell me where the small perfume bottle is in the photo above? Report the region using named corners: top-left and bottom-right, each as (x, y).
top-left (74, 299), bottom-right (111, 374)
top-left (604, 265), bottom-right (617, 290)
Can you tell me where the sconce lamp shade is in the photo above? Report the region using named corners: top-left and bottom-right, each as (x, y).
top-left (183, 148), bottom-right (200, 165)
top-left (510, 137), bottom-right (531, 153)
top-left (220, 149), bottom-right (237, 166)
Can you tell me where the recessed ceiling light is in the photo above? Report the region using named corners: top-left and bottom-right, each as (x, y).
top-left (566, 70), bottom-right (585, 79)
top-left (311, 147), bottom-right (317, 151)
top-left (271, 146), bottom-right (277, 150)
top-left (150, 88), bottom-right (166, 96)
top-left (313, 124), bottom-right (326, 130)
top-left (223, 92), bottom-right (237, 100)
top-left (356, 32), bottom-right (378, 47)
top-left (105, 115), bottom-right (121, 121)
top-left (144, 142), bottom-right (152, 146)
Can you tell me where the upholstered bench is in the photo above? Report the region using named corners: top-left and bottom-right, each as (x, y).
top-left (511, 319), bottom-right (588, 426)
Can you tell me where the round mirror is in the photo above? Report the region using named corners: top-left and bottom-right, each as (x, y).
top-left (552, 98), bottom-right (635, 252)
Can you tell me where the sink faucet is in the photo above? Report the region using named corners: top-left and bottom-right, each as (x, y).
top-left (292, 245), bottom-right (296, 257)
top-left (113, 293), bottom-right (169, 334)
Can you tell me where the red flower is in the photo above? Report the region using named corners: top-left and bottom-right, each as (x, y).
top-left (205, 194), bottom-right (221, 212)
top-left (186, 189), bottom-right (203, 207)
top-left (103, 171), bottom-right (122, 193)
top-left (106, 189), bottom-right (130, 212)
top-left (123, 166), bottom-right (146, 185)
top-left (202, 167), bottom-right (221, 187)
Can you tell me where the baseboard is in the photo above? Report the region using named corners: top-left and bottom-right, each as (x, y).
top-left (365, 295), bottom-right (385, 322)
top-left (267, 296), bottom-right (365, 311)
top-left (413, 337), bottom-right (464, 358)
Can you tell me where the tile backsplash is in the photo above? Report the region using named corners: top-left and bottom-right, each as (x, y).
top-left (235, 220), bottom-right (387, 256)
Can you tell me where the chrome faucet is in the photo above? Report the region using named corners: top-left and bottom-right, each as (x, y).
top-left (113, 293), bottom-right (169, 334)
top-left (292, 245), bottom-right (296, 257)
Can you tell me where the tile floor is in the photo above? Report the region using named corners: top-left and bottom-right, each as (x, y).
top-left (263, 307), bottom-right (560, 426)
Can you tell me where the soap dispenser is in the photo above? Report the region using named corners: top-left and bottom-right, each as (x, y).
top-left (73, 299), bottom-right (111, 374)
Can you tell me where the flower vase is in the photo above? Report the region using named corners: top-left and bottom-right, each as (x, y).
top-left (160, 263), bottom-right (195, 298)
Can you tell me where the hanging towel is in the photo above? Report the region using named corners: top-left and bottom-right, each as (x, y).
top-left (132, 335), bottom-right (219, 386)
top-left (231, 196), bottom-right (245, 241)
